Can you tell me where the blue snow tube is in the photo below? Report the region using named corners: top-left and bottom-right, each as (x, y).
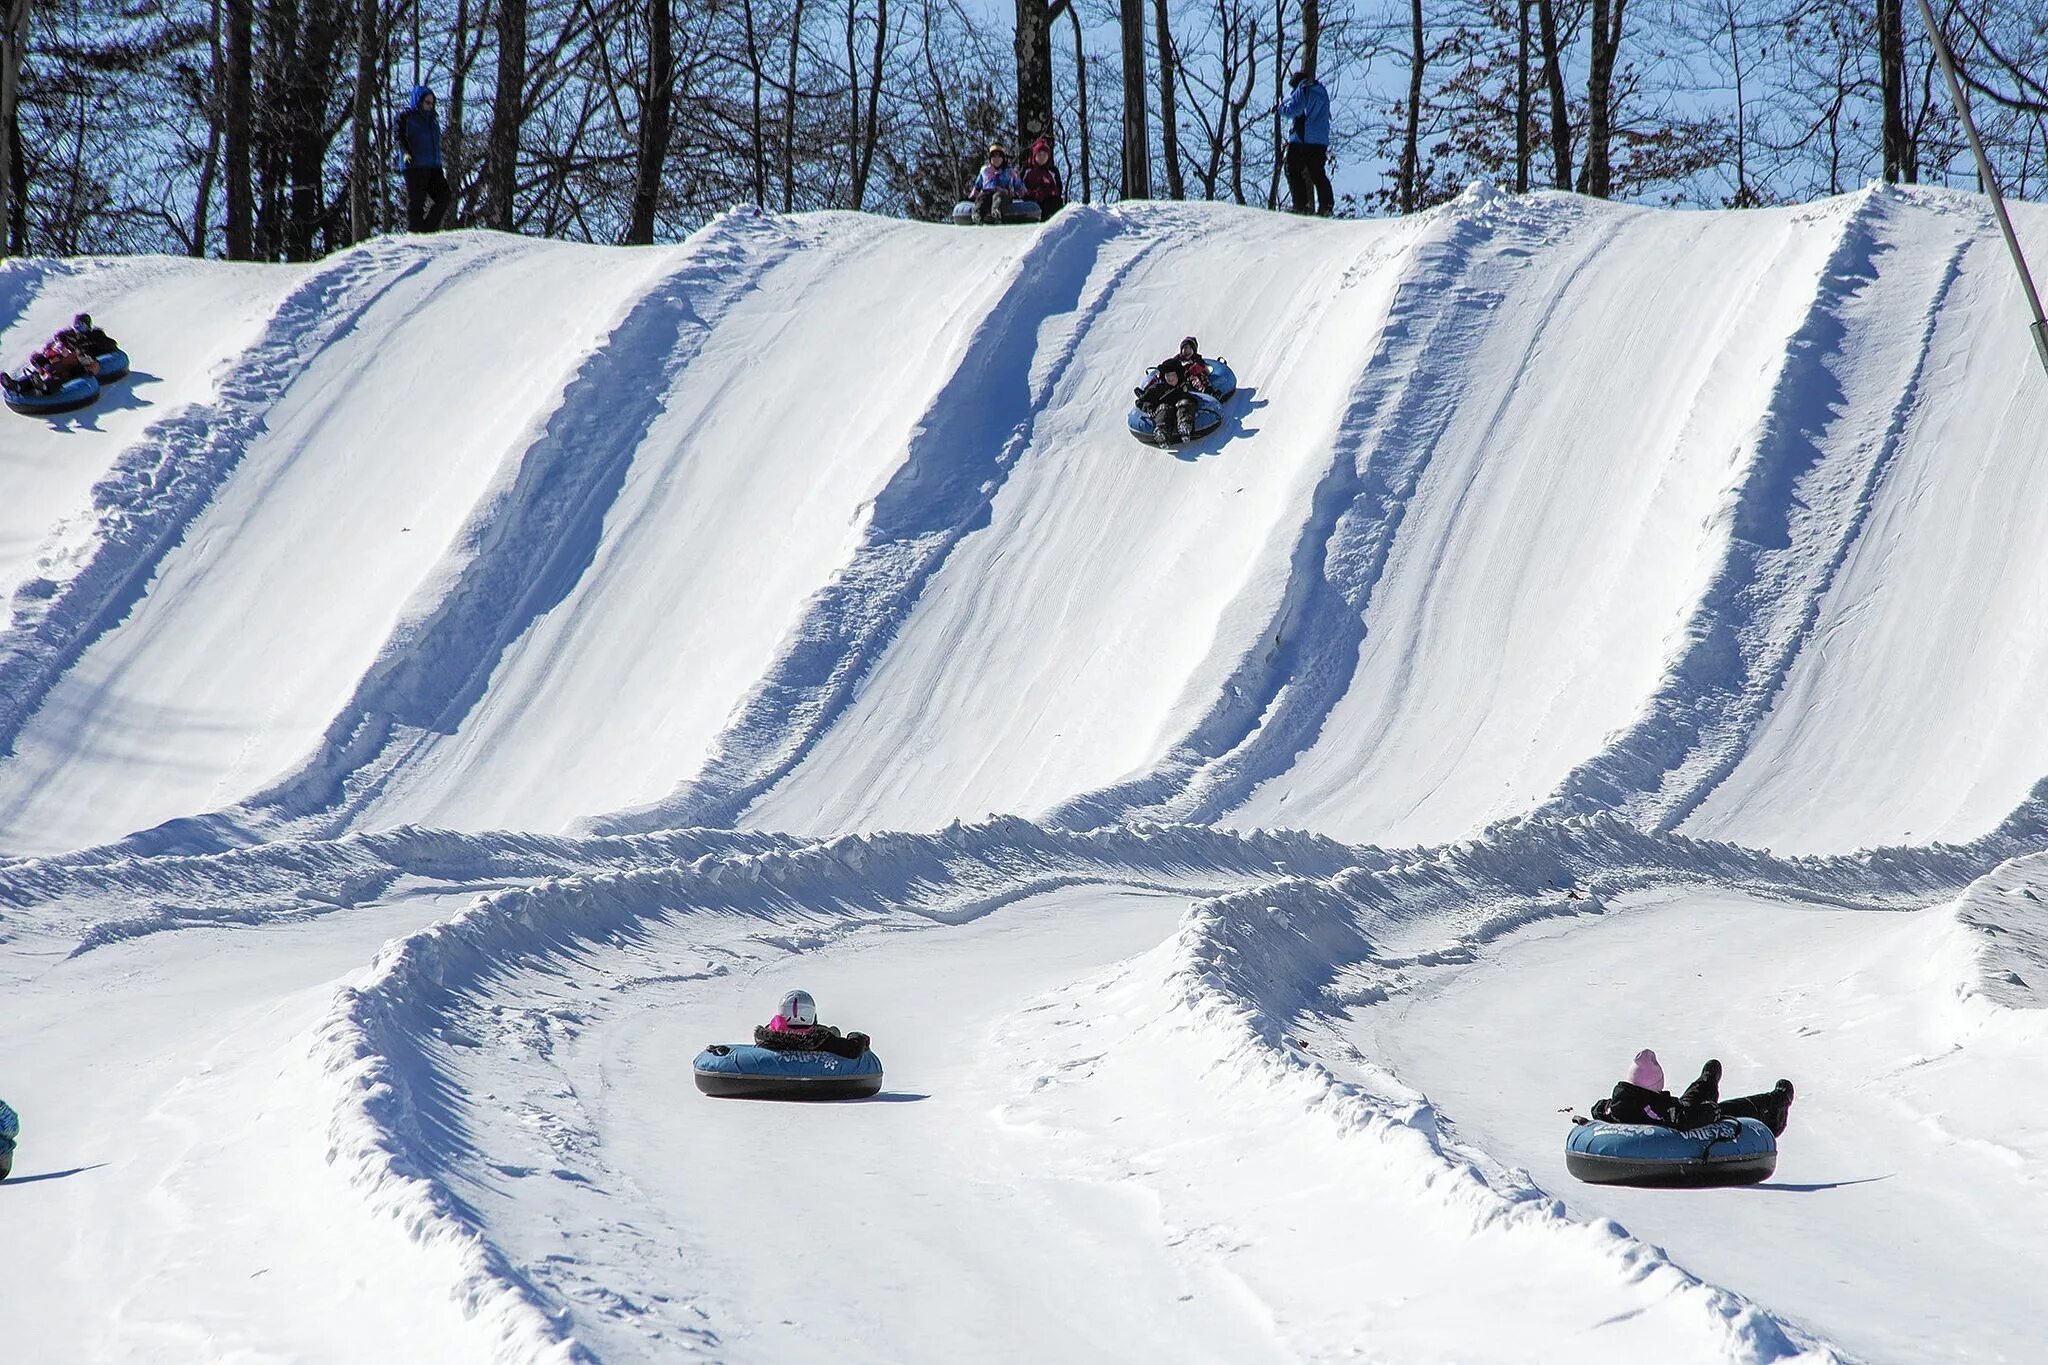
top-left (1566, 1116), bottom-right (1776, 1186)
top-left (94, 348), bottom-right (130, 383)
top-left (950, 199), bottom-right (1042, 226)
top-left (1204, 359), bottom-right (1238, 402)
top-left (4, 373), bottom-right (100, 416)
top-left (0, 1098), bottom-right (18, 1182)
top-left (693, 1043), bottom-right (885, 1100)
top-left (1128, 379), bottom-right (1226, 447)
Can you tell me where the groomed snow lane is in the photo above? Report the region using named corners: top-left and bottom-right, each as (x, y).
top-left (1369, 888), bottom-right (2048, 1365)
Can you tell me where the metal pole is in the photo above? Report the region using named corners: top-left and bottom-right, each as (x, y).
top-left (1915, 0), bottom-right (2048, 379)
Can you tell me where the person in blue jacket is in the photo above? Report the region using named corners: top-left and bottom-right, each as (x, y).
top-left (395, 85), bottom-right (451, 232)
top-left (1277, 70), bottom-right (1333, 217)
top-left (969, 143), bottom-right (1028, 224)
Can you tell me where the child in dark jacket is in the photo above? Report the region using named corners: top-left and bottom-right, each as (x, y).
top-left (1135, 357), bottom-right (1201, 443)
top-left (1157, 336), bottom-right (1213, 394)
top-left (56, 312), bottom-right (118, 357)
top-left (1591, 1050), bottom-right (1796, 1135)
top-left (1021, 137), bottom-right (1065, 221)
top-left (754, 989), bottom-right (871, 1060)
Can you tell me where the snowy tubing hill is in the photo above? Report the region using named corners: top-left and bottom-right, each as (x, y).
top-left (2, 184), bottom-right (2047, 1364)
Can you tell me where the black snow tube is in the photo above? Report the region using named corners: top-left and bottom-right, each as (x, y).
top-left (1565, 1116), bottom-right (1777, 1186)
top-left (693, 1043), bottom-right (885, 1100)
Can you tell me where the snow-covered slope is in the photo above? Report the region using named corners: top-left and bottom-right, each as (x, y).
top-left (4, 188), bottom-right (2044, 852)
top-left (3, 186), bottom-right (2046, 1365)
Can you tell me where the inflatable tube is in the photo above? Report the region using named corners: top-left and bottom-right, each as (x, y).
top-left (1565, 1116), bottom-right (1777, 1186)
top-left (0, 1098), bottom-right (16, 1181)
top-left (5, 374), bottom-right (99, 416)
top-left (693, 1043), bottom-right (885, 1100)
top-left (1128, 390), bottom-right (1226, 447)
top-left (950, 199), bottom-right (1043, 226)
top-left (94, 348), bottom-right (130, 383)
top-left (1203, 359), bottom-right (1238, 402)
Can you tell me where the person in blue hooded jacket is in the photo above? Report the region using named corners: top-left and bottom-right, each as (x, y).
top-left (1277, 70), bottom-right (1333, 217)
top-left (395, 85), bottom-right (451, 232)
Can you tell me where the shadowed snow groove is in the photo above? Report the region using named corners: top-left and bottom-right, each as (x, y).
top-left (209, 212), bottom-right (807, 843)
top-left (1051, 188), bottom-right (1605, 830)
top-left (0, 237), bottom-right (444, 758)
top-left (0, 258), bottom-right (76, 336)
top-left (1540, 188), bottom-right (1971, 830)
top-left (591, 206), bottom-right (1166, 834)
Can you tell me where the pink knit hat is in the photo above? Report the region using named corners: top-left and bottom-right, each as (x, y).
top-left (1628, 1049), bottom-right (1664, 1090)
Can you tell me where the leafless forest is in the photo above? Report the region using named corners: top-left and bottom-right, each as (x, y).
top-left (0, 0), bottom-right (2043, 257)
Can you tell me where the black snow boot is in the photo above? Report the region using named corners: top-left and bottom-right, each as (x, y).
top-left (1768, 1079), bottom-right (1795, 1136)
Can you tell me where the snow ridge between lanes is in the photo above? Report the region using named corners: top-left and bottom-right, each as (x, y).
top-left (0, 238), bottom-right (447, 755)
top-left (1542, 187), bottom-right (1970, 829)
top-left (229, 212), bottom-right (803, 841)
top-left (593, 205), bottom-right (1162, 833)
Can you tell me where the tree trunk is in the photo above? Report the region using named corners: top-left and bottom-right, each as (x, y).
top-left (0, 0), bottom-right (26, 256)
top-left (1535, 0), bottom-right (1571, 190)
top-left (1119, 0), bottom-right (1148, 197)
top-left (1398, 0), bottom-right (1423, 211)
top-left (1301, 0), bottom-right (1320, 77)
top-left (743, 0), bottom-right (765, 205)
top-left (283, 0), bottom-right (345, 260)
top-left (626, 0), bottom-right (672, 242)
top-left (1266, 0), bottom-right (1282, 209)
top-left (1878, 0), bottom-right (1910, 183)
top-left (1153, 0), bottom-right (1182, 197)
top-left (1016, 0), bottom-right (1053, 146)
top-left (781, 0), bottom-right (804, 211)
top-left (1515, 0), bottom-right (1530, 193)
top-left (486, 0), bottom-right (527, 229)
top-left (1578, 0), bottom-right (1625, 198)
top-left (445, 0), bottom-right (469, 212)
top-left (857, 0), bottom-right (888, 208)
top-left (225, 0), bottom-right (255, 257)
top-left (351, 0), bottom-right (377, 241)
top-left (1065, 0), bottom-right (1089, 202)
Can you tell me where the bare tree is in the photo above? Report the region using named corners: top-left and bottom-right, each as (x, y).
top-left (1155, 0), bottom-right (1184, 196)
top-left (350, 0), bottom-right (378, 239)
top-left (1396, 0), bottom-right (1422, 208)
top-left (625, 0), bottom-right (671, 242)
top-left (486, 0), bottom-right (528, 227)
top-left (1878, 0), bottom-right (1912, 181)
top-left (0, 0), bottom-right (26, 253)
top-left (1577, 0), bottom-right (1625, 196)
top-left (1120, 0), bottom-right (1148, 195)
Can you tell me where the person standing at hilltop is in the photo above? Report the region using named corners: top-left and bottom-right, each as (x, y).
top-left (395, 86), bottom-right (451, 232)
top-left (1277, 70), bottom-right (1333, 217)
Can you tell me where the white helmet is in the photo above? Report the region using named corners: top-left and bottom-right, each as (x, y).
top-left (778, 989), bottom-right (817, 1026)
